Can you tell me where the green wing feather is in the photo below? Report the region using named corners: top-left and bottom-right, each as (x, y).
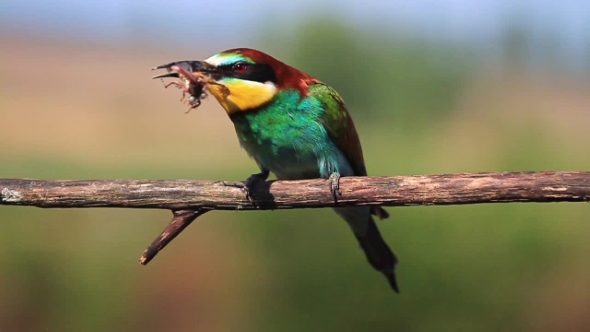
top-left (308, 82), bottom-right (367, 176)
top-left (308, 82), bottom-right (389, 219)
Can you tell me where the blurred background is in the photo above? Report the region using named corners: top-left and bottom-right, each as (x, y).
top-left (1, 0), bottom-right (590, 331)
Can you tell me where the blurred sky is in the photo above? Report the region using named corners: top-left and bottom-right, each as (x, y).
top-left (1, 0), bottom-right (589, 63)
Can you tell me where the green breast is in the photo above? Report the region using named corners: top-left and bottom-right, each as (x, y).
top-left (231, 89), bottom-right (348, 179)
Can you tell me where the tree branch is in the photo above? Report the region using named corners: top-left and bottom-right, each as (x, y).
top-left (139, 209), bottom-right (210, 265)
top-left (2, 171), bottom-right (589, 264)
top-left (2, 171), bottom-right (589, 209)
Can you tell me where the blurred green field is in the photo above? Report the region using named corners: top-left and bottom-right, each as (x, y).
top-left (1, 18), bottom-right (590, 331)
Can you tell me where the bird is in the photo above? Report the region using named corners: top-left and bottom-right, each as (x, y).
top-left (153, 48), bottom-right (400, 292)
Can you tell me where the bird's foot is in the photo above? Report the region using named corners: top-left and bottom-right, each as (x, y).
top-left (243, 172), bottom-right (268, 201)
top-left (328, 172), bottom-right (342, 201)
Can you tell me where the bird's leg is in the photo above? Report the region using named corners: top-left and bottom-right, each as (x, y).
top-left (243, 167), bottom-right (270, 201)
top-left (328, 172), bottom-right (342, 201)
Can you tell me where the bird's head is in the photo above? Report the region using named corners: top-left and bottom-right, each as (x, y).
top-left (153, 48), bottom-right (315, 115)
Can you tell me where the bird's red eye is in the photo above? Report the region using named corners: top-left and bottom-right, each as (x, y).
top-left (232, 62), bottom-right (248, 73)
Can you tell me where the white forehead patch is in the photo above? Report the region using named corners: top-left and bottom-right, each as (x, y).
top-left (205, 53), bottom-right (252, 67)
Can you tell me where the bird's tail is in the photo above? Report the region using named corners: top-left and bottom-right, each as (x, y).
top-left (335, 207), bottom-right (399, 293)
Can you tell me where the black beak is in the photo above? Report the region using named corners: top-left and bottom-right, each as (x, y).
top-left (151, 61), bottom-right (217, 80)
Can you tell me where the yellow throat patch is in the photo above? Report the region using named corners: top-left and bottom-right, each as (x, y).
top-left (206, 79), bottom-right (277, 115)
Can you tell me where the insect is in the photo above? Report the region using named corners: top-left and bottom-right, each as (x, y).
top-left (153, 63), bottom-right (228, 114)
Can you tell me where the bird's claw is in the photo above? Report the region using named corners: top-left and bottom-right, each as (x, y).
top-left (243, 172), bottom-right (267, 202)
top-left (328, 172), bottom-right (342, 201)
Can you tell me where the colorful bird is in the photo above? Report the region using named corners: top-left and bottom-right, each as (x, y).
top-left (153, 48), bottom-right (399, 292)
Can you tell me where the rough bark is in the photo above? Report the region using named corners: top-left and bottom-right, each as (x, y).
top-left (1, 172), bottom-right (589, 210)
top-left (2, 171), bottom-right (589, 264)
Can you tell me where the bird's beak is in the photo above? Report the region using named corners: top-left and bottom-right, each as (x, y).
top-left (151, 60), bottom-right (218, 80)
top-left (151, 60), bottom-right (231, 112)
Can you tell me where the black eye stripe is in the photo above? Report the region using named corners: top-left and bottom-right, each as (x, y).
top-left (220, 63), bottom-right (276, 83)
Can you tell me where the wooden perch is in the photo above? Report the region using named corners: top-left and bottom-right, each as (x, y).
top-left (1, 171), bottom-right (589, 264)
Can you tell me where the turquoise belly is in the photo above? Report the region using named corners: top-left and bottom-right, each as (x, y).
top-left (231, 91), bottom-right (353, 179)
